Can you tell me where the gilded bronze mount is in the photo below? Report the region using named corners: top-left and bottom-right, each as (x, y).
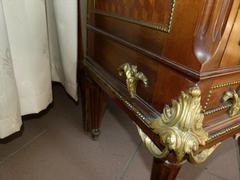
top-left (138, 86), bottom-right (220, 164)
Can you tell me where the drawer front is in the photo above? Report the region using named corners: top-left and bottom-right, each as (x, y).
top-left (88, 30), bottom-right (159, 103)
top-left (87, 30), bottom-right (240, 125)
top-left (88, 0), bottom-right (202, 70)
top-left (202, 74), bottom-right (240, 122)
top-left (88, 0), bottom-right (240, 72)
top-left (87, 30), bottom-right (195, 108)
top-left (94, 0), bottom-right (173, 31)
top-left (87, 0), bottom-right (240, 124)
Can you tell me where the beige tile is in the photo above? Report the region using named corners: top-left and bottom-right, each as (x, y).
top-left (0, 86), bottom-right (141, 180)
top-left (0, 86), bottom-right (69, 163)
top-left (123, 140), bottom-right (239, 180)
top-left (0, 115), bottom-right (139, 180)
top-left (178, 164), bottom-right (225, 180)
top-left (122, 144), bottom-right (225, 180)
top-left (122, 144), bottom-right (152, 180)
top-left (198, 138), bottom-right (240, 180)
top-left (0, 113), bottom-right (48, 163)
top-left (102, 99), bottom-right (142, 146)
top-left (1, 85), bottom-right (238, 180)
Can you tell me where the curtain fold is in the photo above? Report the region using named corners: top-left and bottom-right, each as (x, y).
top-left (0, 0), bottom-right (78, 138)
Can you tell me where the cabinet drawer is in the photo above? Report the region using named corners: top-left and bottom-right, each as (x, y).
top-left (88, 31), bottom-right (159, 103)
top-left (87, 30), bottom-right (194, 108)
top-left (88, 0), bottom-right (200, 69)
top-left (202, 74), bottom-right (240, 122)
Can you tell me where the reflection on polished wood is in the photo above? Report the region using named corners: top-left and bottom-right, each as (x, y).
top-left (94, 0), bottom-right (176, 32)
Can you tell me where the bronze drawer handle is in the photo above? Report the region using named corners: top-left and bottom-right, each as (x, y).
top-left (222, 90), bottom-right (240, 117)
top-left (118, 63), bottom-right (148, 98)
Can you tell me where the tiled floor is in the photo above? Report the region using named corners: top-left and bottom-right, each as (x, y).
top-left (0, 85), bottom-right (239, 180)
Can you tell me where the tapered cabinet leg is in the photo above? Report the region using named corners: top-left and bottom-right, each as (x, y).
top-left (80, 76), bottom-right (107, 140)
top-left (234, 134), bottom-right (240, 170)
top-left (235, 134), bottom-right (240, 154)
top-left (151, 158), bottom-right (181, 180)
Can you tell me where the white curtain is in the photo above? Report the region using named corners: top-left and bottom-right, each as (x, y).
top-left (0, 0), bottom-right (78, 138)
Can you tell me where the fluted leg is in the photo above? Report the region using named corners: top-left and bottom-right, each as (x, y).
top-left (80, 75), bottom-right (107, 140)
top-left (235, 134), bottom-right (240, 154)
top-left (234, 134), bottom-right (240, 172)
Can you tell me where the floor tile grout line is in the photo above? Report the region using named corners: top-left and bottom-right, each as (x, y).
top-left (118, 142), bottom-right (142, 180)
top-left (234, 139), bottom-right (240, 176)
top-left (204, 170), bottom-right (228, 180)
top-left (0, 129), bottom-right (48, 166)
top-left (203, 139), bottom-right (240, 180)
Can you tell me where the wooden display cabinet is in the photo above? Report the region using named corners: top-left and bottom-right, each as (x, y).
top-left (79, 1), bottom-right (240, 179)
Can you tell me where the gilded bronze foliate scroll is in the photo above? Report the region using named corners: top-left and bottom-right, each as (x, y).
top-left (138, 86), bottom-right (220, 164)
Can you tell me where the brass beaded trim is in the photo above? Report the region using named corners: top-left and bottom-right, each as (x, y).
top-left (203, 80), bottom-right (240, 115)
top-left (93, 0), bottom-right (176, 33)
top-left (104, 79), bottom-right (148, 124)
top-left (203, 89), bottom-right (213, 111)
top-left (212, 80), bottom-right (240, 89)
top-left (204, 104), bottom-right (232, 115)
top-left (208, 124), bottom-right (240, 141)
top-left (118, 94), bottom-right (147, 122)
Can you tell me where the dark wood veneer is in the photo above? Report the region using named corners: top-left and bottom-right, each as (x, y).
top-left (94, 0), bottom-right (172, 25)
top-left (88, 24), bottom-right (240, 80)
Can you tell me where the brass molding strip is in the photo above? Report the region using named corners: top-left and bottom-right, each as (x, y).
top-left (204, 104), bottom-right (231, 115)
top-left (212, 80), bottom-right (240, 89)
top-left (208, 123), bottom-right (240, 141)
top-left (93, 0), bottom-right (176, 33)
